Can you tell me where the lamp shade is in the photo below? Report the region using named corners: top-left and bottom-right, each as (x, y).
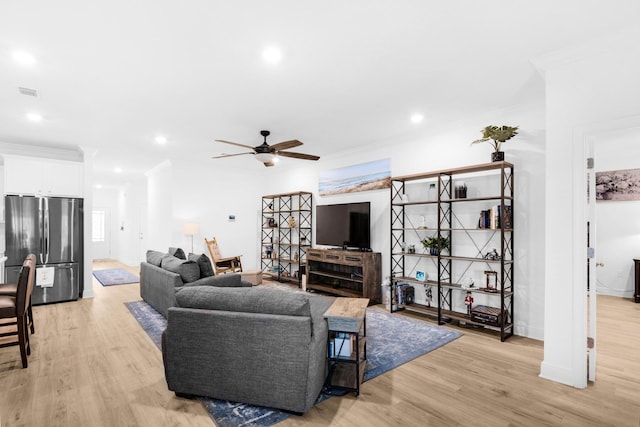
top-left (182, 222), bottom-right (200, 235)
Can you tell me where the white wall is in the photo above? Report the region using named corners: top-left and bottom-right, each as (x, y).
top-left (538, 26), bottom-right (640, 387)
top-left (594, 129), bottom-right (640, 297)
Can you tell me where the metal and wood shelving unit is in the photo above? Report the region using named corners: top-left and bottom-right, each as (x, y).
top-left (261, 191), bottom-right (312, 286)
top-left (390, 161), bottom-right (514, 341)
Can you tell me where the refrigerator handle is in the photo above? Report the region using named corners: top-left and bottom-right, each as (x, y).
top-left (70, 199), bottom-right (75, 261)
top-left (39, 197), bottom-right (44, 265)
top-left (45, 197), bottom-right (50, 265)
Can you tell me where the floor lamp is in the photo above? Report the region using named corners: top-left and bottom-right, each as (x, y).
top-left (182, 222), bottom-right (200, 253)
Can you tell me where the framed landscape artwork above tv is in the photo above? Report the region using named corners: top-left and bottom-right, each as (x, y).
top-left (319, 158), bottom-right (391, 196)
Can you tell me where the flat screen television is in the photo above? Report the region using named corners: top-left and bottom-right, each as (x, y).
top-left (316, 202), bottom-right (371, 250)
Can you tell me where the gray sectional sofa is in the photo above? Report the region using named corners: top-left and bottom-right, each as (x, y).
top-left (140, 249), bottom-right (251, 318)
top-left (161, 285), bottom-right (335, 414)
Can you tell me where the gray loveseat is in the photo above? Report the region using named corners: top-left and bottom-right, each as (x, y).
top-left (140, 249), bottom-right (251, 318)
top-left (161, 285), bottom-right (335, 414)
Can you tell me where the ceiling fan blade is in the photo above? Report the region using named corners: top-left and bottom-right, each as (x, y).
top-left (270, 139), bottom-right (303, 151)
top-left (277, 151), bottom-right (320, 161)
top-left (211, 152), bottom-right (254, 159)
top-left (214, 139), bottom-right (256, 150)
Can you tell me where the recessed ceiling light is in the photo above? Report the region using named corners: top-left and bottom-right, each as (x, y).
top-left (410, 114), bottom-right (424, 123)
top-left (155, 135), bottom-right (167, 144)
top-left (12, 50), bottom-right (36, 65)
top-left (26, 112), bottom-right (42, 122)
top-left (95, 184), bottom-right (103, 189)
top-left (114, 167), bottom-right (123, 173)
top-left (263, 46), bottom-right (282, 63)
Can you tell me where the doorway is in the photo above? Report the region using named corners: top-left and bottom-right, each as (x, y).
top-left (92, 207), bottom-right (111, 260)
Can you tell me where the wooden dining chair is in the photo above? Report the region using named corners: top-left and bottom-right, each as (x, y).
top-left (0, 254), bottom-right (36, 368)
top-left (0, 269), bottom-right (36, 335)
top-left (205, 237), bottom-right (243, 274)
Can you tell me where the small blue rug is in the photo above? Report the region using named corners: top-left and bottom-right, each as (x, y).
top-left (93, 269), bottom-right (139, 286)
top-left (125, 300), bottom-right (461, 427)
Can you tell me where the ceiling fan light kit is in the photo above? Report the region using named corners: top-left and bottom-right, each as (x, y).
top-left (213, 130), bottom-right (320, 167)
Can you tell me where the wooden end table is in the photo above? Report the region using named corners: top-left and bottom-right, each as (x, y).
top-left (323, 297), bottom-right (369, 396)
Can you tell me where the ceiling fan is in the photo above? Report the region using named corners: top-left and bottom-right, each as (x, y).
top-left (213, 130), bottom-right (320, 167)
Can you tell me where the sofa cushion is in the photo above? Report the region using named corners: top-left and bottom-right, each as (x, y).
top-left (168, 247), bottom-right (186, 260)
top-left (175, 286), bottom-right (311, 318)
top-left (146, 250), bottom-right (167, 267)
top-left (188, 253), bottom-right (215, 278)
top-left (161, 256), bottom-right (200, 283)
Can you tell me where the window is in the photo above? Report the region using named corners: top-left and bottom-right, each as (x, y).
top-left (92, 210), bottom-right (106, 242)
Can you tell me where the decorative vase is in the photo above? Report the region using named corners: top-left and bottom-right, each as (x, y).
top-left (491, 151), bottom-right (505, 162)
top-left (430, 247), bottom-right (439, 256)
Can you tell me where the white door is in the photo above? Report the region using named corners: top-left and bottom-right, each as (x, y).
top-left (92, 207), bottom-right (111, 260)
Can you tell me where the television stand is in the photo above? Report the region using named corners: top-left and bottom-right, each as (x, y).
top-left (306, 248), bottom-right (381, 303)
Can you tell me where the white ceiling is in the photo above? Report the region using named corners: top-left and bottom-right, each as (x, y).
top-left (1, 1), bottom-right (639, 187)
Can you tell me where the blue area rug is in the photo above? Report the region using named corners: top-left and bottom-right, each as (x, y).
top-left (93, 268), bottom-right (139, 286)
top-left (125, 300), bottom-right (461, 427)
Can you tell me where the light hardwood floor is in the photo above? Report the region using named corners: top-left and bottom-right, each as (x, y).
top-left (0, 260), bottom-right (639, 426)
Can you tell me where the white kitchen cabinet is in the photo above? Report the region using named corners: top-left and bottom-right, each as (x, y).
top-left (3, 156), bottom-right (83, 197)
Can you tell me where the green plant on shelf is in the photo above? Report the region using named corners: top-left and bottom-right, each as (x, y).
top-left (421, 236), bottom-right (450, 256)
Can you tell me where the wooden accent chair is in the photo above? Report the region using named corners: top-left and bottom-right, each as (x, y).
top-left (205, 237), bottom-right (243, 274)
top-left (0, 254), bottom-right (36, 368)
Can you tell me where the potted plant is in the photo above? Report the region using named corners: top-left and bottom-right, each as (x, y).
top-left (421, 236), bottom-right (450, 256)
top-left (471, 125), bottom-right (519, 162)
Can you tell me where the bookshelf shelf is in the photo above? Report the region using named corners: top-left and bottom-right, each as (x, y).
top-left (390, 161), bottom-right (515, 342)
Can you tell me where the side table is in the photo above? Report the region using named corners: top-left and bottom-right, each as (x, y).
top-left (323, 297), bottom-right (369, 396)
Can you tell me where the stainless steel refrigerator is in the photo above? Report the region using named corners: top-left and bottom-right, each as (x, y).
top-left (5, 195), bottom-right (83, 305)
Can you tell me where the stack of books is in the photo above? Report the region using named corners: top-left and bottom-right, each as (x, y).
top-left (478, 205), bottom-right (512, 229)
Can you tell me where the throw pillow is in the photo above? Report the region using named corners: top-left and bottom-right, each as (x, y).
top-left (188, 253), bottom-right (215, 277)
top-left (168, 247), bottom-right (186, 260)
top-left (161, 256), bottom-right (200, 283)
top-left (146, 250), bottom-right (166, 267)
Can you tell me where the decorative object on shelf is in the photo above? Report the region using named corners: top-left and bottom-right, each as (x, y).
top-left (428, 183), bottom-right (437, 200)
top-left (415, 271), bottom-right (427, 281)
top-left (424, 285), bottom-right (433, 307)
top-left (268, 217), bottom-right (277, 227)
top-left (454, 182), bottom-right (467, 198)
top-left (319, 158), bottom-right (391, 196)
top-left (301, 236), bottom-right (307, 245)
top-left (471, 125), bottom-right (519, 162)
top-left (484, 270), bottom-right (498, 291)
top-left (288, 216), bottom-right (297, 228)
top-left (464, 291), bottom-right (474, 315)
top-left (421, 236), bottom-right (450, 256)
top-left (483, 248), bottom-right (501, 261)
top-left (461, 277), bottom-right (475, 289)
top-left (401, 194), bottom-right (409, 202)
top-left (293, 252), bottom-right (299, 262)
top-left (408, 244), bottom-right (416, 254)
